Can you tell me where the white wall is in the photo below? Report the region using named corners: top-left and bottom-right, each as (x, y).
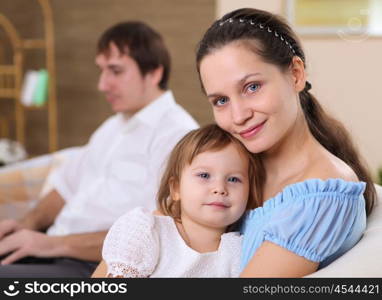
top-left (217, 0), bottom-right (382, 178)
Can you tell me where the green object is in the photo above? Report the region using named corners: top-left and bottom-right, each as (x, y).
top-left (378, 167), bottom-right (382, 186)
top-left (33, 69), bottom-right (49, 106)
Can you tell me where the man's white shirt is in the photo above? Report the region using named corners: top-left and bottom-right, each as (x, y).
top-left (46, 91), bottom-right (198, 236)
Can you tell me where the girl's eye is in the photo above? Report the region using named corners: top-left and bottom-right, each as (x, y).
top-left (198, 172), bottom-right (210, 179)
top-left (246, 83), bottom-right (260, 93)
top-left (213, 97), bottom-right (229, 107)
top-left (228, 177), bottom-right (241, 183)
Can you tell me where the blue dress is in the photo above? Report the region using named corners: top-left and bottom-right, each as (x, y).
top-left (240, 178), bottom-right (366, 271)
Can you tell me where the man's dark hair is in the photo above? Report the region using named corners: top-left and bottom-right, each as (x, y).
top-left (97, 21), bottom-right (170, 90)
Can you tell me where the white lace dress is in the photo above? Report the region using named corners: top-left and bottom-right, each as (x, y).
top-left (102, 207), bottom-right (242, 277)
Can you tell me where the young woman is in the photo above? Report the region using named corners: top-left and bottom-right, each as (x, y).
top-left (92, 124), bottom-right (260, 277)
top-left (196, 8), bottom-right (376, 277)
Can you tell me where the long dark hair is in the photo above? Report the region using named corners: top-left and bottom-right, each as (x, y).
top-left (196, 8), bottom-right (376, 215)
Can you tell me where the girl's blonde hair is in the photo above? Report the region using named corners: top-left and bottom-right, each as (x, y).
top-left (157, 124), bottom-right (263, 222)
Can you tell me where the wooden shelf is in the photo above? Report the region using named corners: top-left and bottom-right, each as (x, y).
top-left (0, 90), bottom-right (17, 98)
top-left (0, 0), bottom-right (57, 153)
top-left (23, 105), bottom-right (47, 111)
top-left (22, 39), bottom-right (46, 49)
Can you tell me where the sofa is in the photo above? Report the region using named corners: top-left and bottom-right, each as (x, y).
top-left (0, 150), bottom-right (381, 277)
top-left (0, 147), bottom-right (81, 220)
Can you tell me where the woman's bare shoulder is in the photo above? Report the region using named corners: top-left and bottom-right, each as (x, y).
top-left (301, 150), bottom-right (358, 182)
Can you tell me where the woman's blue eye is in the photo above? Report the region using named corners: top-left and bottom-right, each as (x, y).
top-left (247, 83), bottom-right (260, 93)
top-left (228, 177), bottom-right (241, 183)
top-left (214, 97), bottom-right (229, 107)
top-left (198, 173), bottom-right (210, 179)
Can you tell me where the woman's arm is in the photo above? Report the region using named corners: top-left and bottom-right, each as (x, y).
top-left (240, 241), bottom-right (319, 277)
top-left (91, 260), bottom-right (108, 278)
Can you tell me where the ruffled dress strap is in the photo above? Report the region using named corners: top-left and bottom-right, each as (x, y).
top-left (240, 179), bottom-right (366, 269)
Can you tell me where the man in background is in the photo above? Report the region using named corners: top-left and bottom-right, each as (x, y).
top-left (0, 21), bottom-right (198, 277)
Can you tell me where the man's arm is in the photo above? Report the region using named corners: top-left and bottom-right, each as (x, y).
top-left (0, 189), bottom-right (107, 264)
top-left (20, 189), bottom-right (65, 231)
top-left (56, 231), bottom-right (107, 262)
top-left (0, 189), bottom-right (64, 240)
top-left (0, 230), bottom-right (107, 265)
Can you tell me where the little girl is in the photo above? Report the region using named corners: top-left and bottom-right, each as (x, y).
top-left (92, 124), bottom-right (259, 277)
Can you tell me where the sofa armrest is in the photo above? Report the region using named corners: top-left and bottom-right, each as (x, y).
top-left (0, 147), bottom-right (82, 220)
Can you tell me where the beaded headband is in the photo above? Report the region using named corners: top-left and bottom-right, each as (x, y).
top-left (219, 18), bottom-right (313, 92)
top-left (218, 17), bottom-right (296, 55)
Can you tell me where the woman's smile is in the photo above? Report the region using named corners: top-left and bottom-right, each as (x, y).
top-left (238, 120), bottom-right (267, 139)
